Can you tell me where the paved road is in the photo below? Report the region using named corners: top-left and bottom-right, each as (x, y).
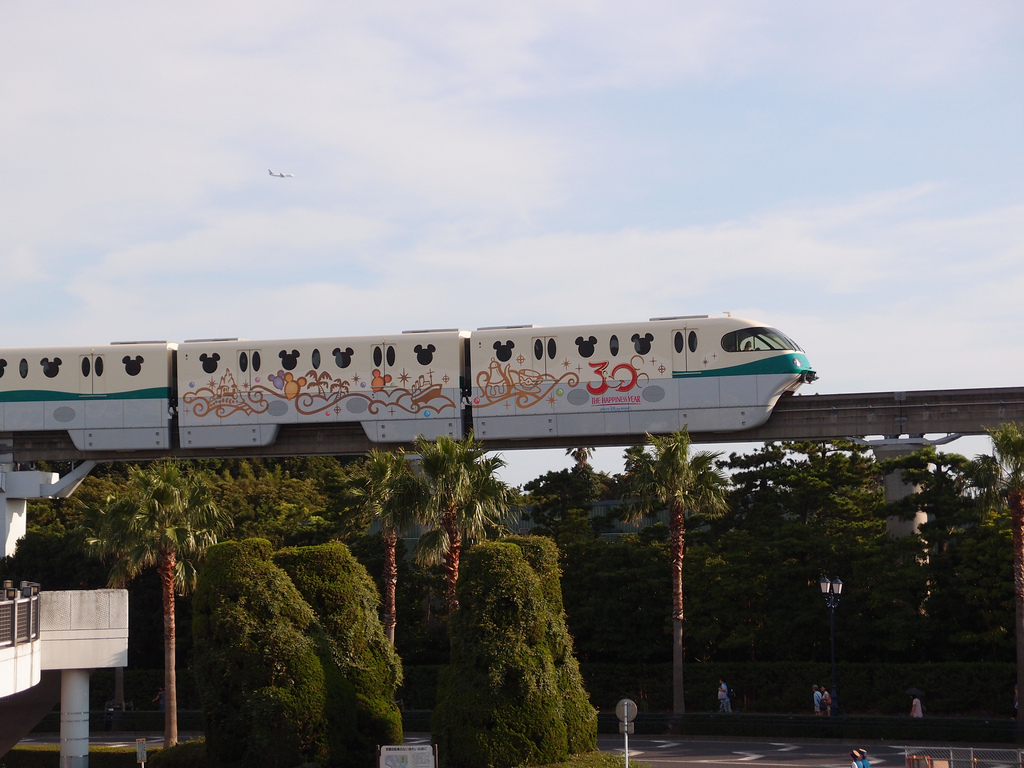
top-left (592, 737), bottom-right (908, 768)
top-left (18, 730), bottom-right (913, 768)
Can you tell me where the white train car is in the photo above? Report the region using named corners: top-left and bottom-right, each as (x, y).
top-left (468, 315), bottom-right (814, 440)
top-left (176, 330), bottom-right (468, 448)
top-left (0, 342), bottom-right (176, 451)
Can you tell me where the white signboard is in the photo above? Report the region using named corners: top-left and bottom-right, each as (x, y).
top-left (380, 745), bottom-right (436, 768)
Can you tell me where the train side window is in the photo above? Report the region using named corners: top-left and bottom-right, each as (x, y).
top-left (373, 346), bottom-right (383, 367)
top-left (311, 349), bottom-right (321, 370)
top-left (95, 357), bottom-right (104, 377)
top-left (575, 336), bottom-right (597, 358)
top-left (82, 357), bottom-right (91, 377)
top-left (0, 358), bottom-right (6, 379)
top-left (609, 335), bottom-right (619, 356)
top-left (673, 332), bottom-right (684, 354)
top-left (252, 351), bottom-right (261, 372)
top-left (632, 333), bottom-right (654, 355)
top-left (386, 346), bottom-right (396, 367)
top-left (239, 352), bottom-right (248, 373)
top-left (19, 359), bottom-right (28, 378)
top-left (688, 331), bottom-right (698, 353)
top-left (333, 347), bottom-right (354, 368)
top-left (534, 339), bottom-right (543, 361)
top-left (547, 338), bottom-right (556, 360)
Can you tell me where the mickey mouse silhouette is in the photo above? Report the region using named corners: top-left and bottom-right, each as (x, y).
top-left (200, 353), bottom-right (220, 374)
top-left (371, 368), bottom-right (392, 392)
top-left (574, 335), bottom-right (598, 358)
top-left (414, 344), bottom-right (436, 365)
top-left (631, 333), bottom-right (654, 355)
top-left (40, 358), bottom-right (62, 378)
top-left (279, 349), bottom-right (300, 371)
top-left (122, 355), bottom-right (144, 376)
top-left (332, 347), bottom-right (354, 368)
top-left (493, 340), bottom-right (515, 362)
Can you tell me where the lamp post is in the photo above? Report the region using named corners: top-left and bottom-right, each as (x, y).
top-left (819, 576), bottom-right (842, 716)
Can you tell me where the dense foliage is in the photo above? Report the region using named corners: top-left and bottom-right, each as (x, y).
top-left (5, 436), bottom-right (1024, 721)
top-left (191, 539), bottom-right (401, 768)
top-left (432, 539), bottom-right (596, 768)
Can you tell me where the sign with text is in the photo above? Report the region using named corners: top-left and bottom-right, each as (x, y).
top-left (379, 745), bottom-right (436, 768)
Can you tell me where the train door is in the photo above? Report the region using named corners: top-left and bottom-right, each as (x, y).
top-left (672, 327), bottom-right (700, 373)
top-left (79, 352), bottom-right (108, 395)
top-left (370, 341), bottom-right (397, 393)
top-left (530, 335), bottom-right (559, 376)
top-left (236, 348), bottom-right (265, 390)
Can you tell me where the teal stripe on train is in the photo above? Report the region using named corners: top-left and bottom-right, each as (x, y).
top-left (0, 387), bottom-right (171, 403)
top-left (673, 353), bottom-right (812, 378)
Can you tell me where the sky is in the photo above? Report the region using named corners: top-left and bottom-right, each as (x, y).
top-left (2, 2), bottom-right (1022, 485)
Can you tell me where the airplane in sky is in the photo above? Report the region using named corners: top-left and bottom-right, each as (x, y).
top-left (268, 169), bottom-right (294, 178)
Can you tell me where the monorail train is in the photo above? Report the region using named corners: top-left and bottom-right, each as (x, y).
top-left (0, 315), bottom-right (815, 452)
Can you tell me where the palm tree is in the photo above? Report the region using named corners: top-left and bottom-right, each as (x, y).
top-left (82, 461), bottom-right (230, 747)
top-left (412, 432), bottom-right (517, 612)
top-left (981, 423), bottom-right (1024, 737)
top-left (566, 446), bottom-right (595, 470)
top-left (349, 449), bottom-right (420, 644)
top-left (624, 430), bottom-right (729, 714)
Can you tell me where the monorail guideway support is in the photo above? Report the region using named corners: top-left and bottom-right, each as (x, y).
top-left (0, 455), bottom-right (97, 558)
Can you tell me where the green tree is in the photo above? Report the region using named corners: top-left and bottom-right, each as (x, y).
top-left (348, 449), bottom-right (420, 644)
top-left (980, 423), bottom-right (1024, 737)
top-left (623, 429), bottom-right (728, 713)
top-left (82, 461), bottom-right (230, 747)
top-left (412, 432), bottom-right (517, 612)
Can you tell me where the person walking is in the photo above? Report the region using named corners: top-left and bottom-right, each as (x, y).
top-left (813, 685), bottom-right (822, 715)
top-left (718, 679), bottom-right (732, 713)
top-left (821, 686), bottom-right (832, 716)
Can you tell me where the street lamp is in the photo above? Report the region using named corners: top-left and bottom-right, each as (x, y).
top-left (819, 576), bottom-right (842, 716)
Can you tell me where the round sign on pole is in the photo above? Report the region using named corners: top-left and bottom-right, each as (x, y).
top-left (615, 698), bottom-right (637, 723)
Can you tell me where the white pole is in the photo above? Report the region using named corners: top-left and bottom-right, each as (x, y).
top-left (624, 725), bottom-right (629, 768)
top-left (60, 668), bottom-right (90, 768)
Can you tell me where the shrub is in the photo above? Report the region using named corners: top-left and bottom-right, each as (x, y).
top-left (432, 540), bottom-right (597, 768)
top-left (192, 539), bottom-right (403, 768)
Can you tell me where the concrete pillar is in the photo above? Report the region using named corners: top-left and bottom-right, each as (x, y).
top-left (2, 498), bottom-right (28, 558)
top-left (870, 440), bottom-right (930, 538)
top-left (60, 668), bottom-right (90, 768)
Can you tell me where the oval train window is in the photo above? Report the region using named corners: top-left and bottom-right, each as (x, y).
top-left (386, 346), bottom-right (396, 367)
top-left (252, 351), bottom-right (261, 372)
top-left (534, 339), bottom-right (543, 361)
top-left (373, 346), bottom-right (383, 367)
top-left (609, 335), bottom-right (619, 356)
top-left (82, 357), bottom-right (91, 377)
top-left (20, 359), bottom-right (28, 378)
top-left (688, 331), bottom-right (698, 353)
top-left (239, 352), bottom-right (248, 373)
top-left (674, 332), bottom-right (684, 354)
top-left (311, 349), bottom-right (321, 369)
top-left (547, 338), bottom-right (556, 359)
top-left (95, 357), bottom-right (104, 377)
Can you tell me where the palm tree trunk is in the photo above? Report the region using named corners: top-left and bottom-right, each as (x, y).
top-left (442, 511), bottom-right (462, 613)
top-left (159, 549), bottom-right (179, 748)
top-left (670, 503), bottom-right (686, 714)
top-left (382, 526), bottom-right (399, 645)
top-left (1010, 489), bottom-right (1024, 741)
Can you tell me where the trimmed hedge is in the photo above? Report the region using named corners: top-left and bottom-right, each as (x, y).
top-left (432, 539), bottom-right (597, 768)
top-left (192, 538), bottom-right (402, 768)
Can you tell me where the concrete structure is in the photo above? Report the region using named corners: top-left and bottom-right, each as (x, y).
top-left (1, 458), bottom-right (124, 765)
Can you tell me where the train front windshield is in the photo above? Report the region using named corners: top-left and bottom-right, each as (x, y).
top-left (721, 327), bottom-right (803, 353)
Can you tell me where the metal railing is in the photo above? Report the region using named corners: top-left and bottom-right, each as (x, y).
top-left (0, 580), bottom-right (41, 648)
top-left (905, 747), bottom-right (1024, 768)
